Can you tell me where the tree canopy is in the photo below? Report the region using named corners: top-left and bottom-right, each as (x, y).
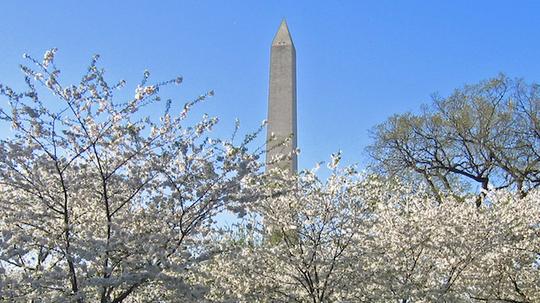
top-left (0, 50), bottom-right (261, 302)
top-left (0, 52), bottom-right (538, 303)
top-left (368, 74), bottom-right (540, 205)
top-left (199, 164), bottom-right (540, 302)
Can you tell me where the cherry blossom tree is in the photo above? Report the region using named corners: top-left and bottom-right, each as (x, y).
top-left (197, 159), bottom-right (374, 303)
top-left (366, 181), bottom-right (540, 302)
top-left (0, 49), bottom-right (261, 302)
top-left (198, 162), bottom-right (540, 302)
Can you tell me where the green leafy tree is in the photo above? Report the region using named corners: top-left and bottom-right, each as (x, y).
top-left (368, 74), bottom-right (539, 205)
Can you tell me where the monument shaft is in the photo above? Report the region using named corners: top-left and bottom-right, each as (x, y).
top-left (266, 20), bottom-right (297, 172)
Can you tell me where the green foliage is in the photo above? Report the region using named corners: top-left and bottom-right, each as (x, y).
top-left (368, 74), bottom-right (540, 205)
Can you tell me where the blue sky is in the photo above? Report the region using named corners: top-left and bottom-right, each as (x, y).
top-left (1, 1), bottom-right (540, 170)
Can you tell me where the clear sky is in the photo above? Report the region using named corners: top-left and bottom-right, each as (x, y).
top-left (1, 1), bottom-right (540, 170)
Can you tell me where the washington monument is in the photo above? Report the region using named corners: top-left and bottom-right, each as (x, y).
top-left (266, 20), bottom-right (297, 173)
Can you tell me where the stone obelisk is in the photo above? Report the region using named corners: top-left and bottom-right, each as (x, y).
top-left (266, 20), bottom-right (297, 173)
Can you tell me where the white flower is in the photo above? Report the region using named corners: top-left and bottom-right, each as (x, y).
top-left (42, 48), bottom-right (57, 67)
top-left (143, 85), bottom-right (156, 95)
